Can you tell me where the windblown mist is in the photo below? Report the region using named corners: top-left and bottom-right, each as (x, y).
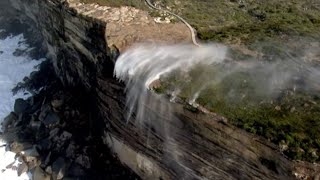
top-left (115, 43), bottom-right (320, 119)
top-left (114, 42), bottom-right (320, 166)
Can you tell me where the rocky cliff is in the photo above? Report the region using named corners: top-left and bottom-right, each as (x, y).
top-left (6, 0), bottom-right (320, 179)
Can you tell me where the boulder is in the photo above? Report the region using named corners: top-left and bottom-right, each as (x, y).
top-left (14, 98), bottom-right (30, 115)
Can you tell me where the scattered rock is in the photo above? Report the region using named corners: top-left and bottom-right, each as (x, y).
top-left (275, 106), bottom-right (281, 111)
top-left (5, 162), bottom-right (15, 169)
top-left (9, 141), bottom-right (32, 153)
top-left (14, 98), bottom-right (30, 115)
top-left (279, 141), bottom-right (289, 152)
top-left (17, 162), bottom-right (28, 176)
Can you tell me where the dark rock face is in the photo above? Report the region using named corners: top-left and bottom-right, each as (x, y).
top-left (3, 80), bottom-right (139, 179)
top-left (14, 99), bottom-right (31, 115)
top-left (5, 0), bottom-right (320, 179)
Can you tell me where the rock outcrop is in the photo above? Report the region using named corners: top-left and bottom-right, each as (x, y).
top-left (5, 0), bottom-right (320, 179)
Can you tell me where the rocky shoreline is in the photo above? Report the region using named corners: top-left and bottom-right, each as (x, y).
top-left (2, 77), bottom-right (139, 179)
top-left (0, 13), bottom-right (139, 180)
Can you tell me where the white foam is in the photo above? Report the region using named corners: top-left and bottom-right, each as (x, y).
top-left (0, 33), bottom-right (43, 179)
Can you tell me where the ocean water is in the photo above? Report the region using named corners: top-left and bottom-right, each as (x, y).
top-left (0, 33), bottom-right (43, 179)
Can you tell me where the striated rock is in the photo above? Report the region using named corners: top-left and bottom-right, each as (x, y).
top-left (6, 0), bottom-right (320, 179)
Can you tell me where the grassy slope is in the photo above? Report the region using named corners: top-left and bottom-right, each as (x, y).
top-left (80, 0), bottom-right (320, 162)
top-left (176, 0), bottom-right (320, 44)
top-left (81, 0), bottom-right (320, 44)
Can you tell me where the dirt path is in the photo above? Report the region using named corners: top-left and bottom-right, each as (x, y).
top-left (145, 0), bottom-right (200, 46)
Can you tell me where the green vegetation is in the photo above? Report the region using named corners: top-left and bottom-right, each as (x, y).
top-left (81, 0), bottom-right (320, 44)
top-left (180, 0), bottom-right (320, 44)
top-left (80, 0), bottom-right (147, 9)
top-left (157, 64), bottom-right (320, 162)
top-left (80, 0), bottom-right (320, 162)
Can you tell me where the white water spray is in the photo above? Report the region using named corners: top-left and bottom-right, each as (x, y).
top-left (114, 42), bottom-right (320, 178)
top-left (0, 33), bottom-right (43, 180)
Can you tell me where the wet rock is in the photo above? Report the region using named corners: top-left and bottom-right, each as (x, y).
top-left (42, 112), bottom-right (60, 128)
top-left (33, 166), bottom-right (50, 180)
top-left (17, 162), bottom-right (28, 176)
top-left (14, 98), bottom-right (30, 115)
